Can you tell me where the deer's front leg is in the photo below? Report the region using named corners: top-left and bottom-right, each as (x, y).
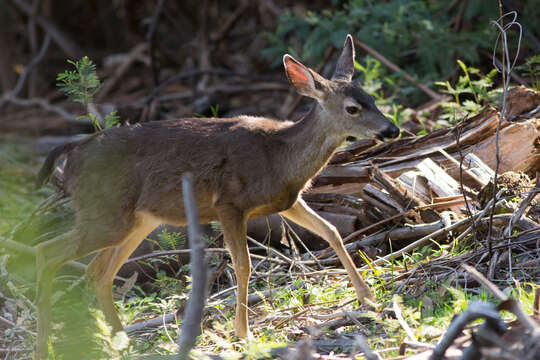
top-left (280, 198), bottom-right (374, 305)
top-left (218, 209), bottom-right (251, 338)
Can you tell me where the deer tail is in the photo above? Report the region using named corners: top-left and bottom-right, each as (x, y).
top-left (35, 142), bottom-right (76, 189)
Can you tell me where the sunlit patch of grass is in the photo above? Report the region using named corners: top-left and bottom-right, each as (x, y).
top-left (0, 138), bottom-right (51, 235)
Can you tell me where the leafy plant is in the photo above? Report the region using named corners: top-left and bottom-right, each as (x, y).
top-left (516, 54), bottom-right (540, 91)
top-left (435, 60), bottom-right (498, 123)
top-left (56, 56), bottom-right (119, 131)
top-left (264, 0), bottom-right (499, 104)
top-left (56, 56), bottom-right (101, 105)
top-left (156, 228), bottom-right (186, 251)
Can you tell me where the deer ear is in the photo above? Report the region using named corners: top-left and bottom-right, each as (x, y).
top-left (283, 55), bottom-right (325, 100)
top-left (331, 34), bottom-right (355, 81)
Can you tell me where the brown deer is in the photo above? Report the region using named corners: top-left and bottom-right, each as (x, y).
top-left (35, 34), bottom-right (399, 357)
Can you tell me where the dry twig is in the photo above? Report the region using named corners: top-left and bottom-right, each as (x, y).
top-left (177, 173), bottom-right (209, 359)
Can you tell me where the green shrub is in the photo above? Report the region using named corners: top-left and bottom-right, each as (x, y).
top-left (264, 0), bottom-right (500, 104)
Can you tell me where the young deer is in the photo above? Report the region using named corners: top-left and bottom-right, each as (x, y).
top-left (35, 34), bottom-right (399, 357)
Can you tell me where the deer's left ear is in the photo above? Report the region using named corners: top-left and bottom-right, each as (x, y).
top-left (331, 34), bottom-right (355, 81)
top-left (283, 54), bottom-right (325, 100)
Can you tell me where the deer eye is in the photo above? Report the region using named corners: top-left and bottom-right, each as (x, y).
top-left (346, 106), bottom-right (360, 115)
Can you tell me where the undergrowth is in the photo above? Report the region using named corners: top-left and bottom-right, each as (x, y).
top-left (1, 130), bottom-right (538, 359)
top-left (1, 8), bottom-right (539, 358)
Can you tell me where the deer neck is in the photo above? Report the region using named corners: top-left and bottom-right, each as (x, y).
top-left (278, 104), bottom-right (345, 187)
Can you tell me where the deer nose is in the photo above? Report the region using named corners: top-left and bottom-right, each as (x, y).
top-left (378, 124), bottom-right (400, 140)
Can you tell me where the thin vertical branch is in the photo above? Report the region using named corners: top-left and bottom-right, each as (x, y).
top-left (146, 0), bottom-right (166, 86)
top-left (0, 33), bottom-right (51, 108)
top-left (177, 173), bottom-right (208, 359)
top-left (27, 0), bottom-right (41, 97)
top-left (486, 9), bottom-right (522, 256)
top-left (455, 125), bottom-right (477, 244)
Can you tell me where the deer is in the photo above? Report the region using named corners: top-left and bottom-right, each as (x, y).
top-left (34, 34), bottom-right (399, 358)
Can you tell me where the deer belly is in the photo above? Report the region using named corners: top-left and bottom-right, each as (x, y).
top-left (249, 190), bottom-right (299, 218)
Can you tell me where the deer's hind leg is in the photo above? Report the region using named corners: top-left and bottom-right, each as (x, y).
top-left (86, 213), bottom-right (160, 333)
top-left (35, 210), bottom-right (145, 359)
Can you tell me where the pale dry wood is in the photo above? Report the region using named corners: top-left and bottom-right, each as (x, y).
top-left (415, 158), bottom-right (461, 198)
top-left (361, 184), bottom-right (405, 215)
top-left (354, 219), bottom-right (445, 248)
top-left (438, 148), bottom-right (490, 187)
top-left (371, 166), bottom-right (426, 210)
top-left (393, 294), bottom-right (416, 342)
top-left (462, 153), bottom-right (495, 186)
top-left (398, 171), bottom-right (432, 203)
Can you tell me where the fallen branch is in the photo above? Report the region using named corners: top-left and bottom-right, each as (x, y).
top-left (10, 0), bottom-right (81, 58)
top-left (177, 173), bottom-right (208, 359)
top-left (360, 190), bottom-right (503, 270)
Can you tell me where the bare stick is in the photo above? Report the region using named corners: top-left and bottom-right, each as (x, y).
top-left (0, 33), bottom-right (51, 104)
top-left (6, 96), bottom-right (77, 121)
top-left (451, 188), bottom-right (505, 247)
top-left (503, 172), bottom-right (539, 237)
top-left (454, 126), bottom-right (478, 246)
top-left (27, 0), bottom-right (40, 97)
top-left (463, 264), bottom-right (540, 334)
top-left (145, 0), bottom-right (165, 85)
top-left (486, 11), bottom-right (522, 256)
top-left (0, 33), bottom-right (78, 122)
top-left (144, 68), bottom-right (283, 104)
top-left (393, 294), bottom-right (416, 342)
top-left (177, 173), bottom-right (208, 359)
top-left (462, 264), bottom-right (506, 301)
top-left (96, 43), bottom-right (149, 102)
top-left (360, 190), bottom-right (503, 270)
top-left (10, 0), bottom-right (81, 58)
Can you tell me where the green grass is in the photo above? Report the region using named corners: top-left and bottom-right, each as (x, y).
top-left (0, 138), bottom-right (50, 235)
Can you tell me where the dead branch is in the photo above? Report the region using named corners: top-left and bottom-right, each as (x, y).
top-left (504, 172), bottom-right (540, 237)
top-left (145, 0), bottom-right (165, 85)
top-left (10, 0), bottom-right (81, 58)
top-left (96, 43), bottom-right (149, 102)
top-left (429, 301), bottom-right (506, 360)
top-left (0, 34), bottom-right (50, 107)
top-left (393, 294), bottom-right (416, 342)
top-left (177, 173), bottom-right (208, 359)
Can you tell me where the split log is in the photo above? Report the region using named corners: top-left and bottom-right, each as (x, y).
top-left (360, 184), bottom-right (405, 216)
top-left (415, 158), bottom-right (461, 199)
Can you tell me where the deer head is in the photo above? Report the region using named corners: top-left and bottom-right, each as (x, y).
top-left (283, 35), bottom-right (399, 141)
